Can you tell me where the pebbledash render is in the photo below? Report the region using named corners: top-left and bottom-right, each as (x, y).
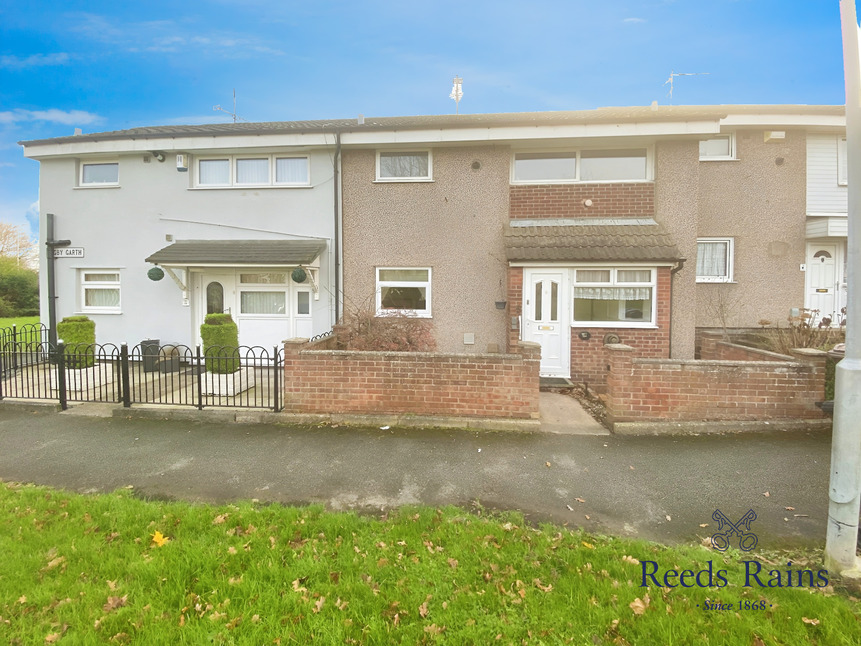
top-left (20, 105), bottom-right (847, 385)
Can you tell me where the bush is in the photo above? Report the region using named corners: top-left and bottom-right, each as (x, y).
top-left (200, 313), bottom-right (240, 374)
top-left (335, 305), bottom-right (436, 352)
top-left (57, 315), bottom-right (96, 368)
top-left (0, 258), bottom-right (38, 316)
top-left (766, 308), bottom-right (845, 355)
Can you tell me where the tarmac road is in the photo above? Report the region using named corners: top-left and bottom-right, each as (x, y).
top-left (0, 403), bottom-right (833, 548)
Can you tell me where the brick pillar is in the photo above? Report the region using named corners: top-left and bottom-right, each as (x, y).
top-left (605, 344), bottom-right (635, 425)
top-left (789, 347), bottom-right (829, 404)
top-left (507, 267), bottom-right (523, 352)
top-left (283, 338), bottom-right (309, 410)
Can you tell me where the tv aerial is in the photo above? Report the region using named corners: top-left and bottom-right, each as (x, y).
top-left (213, 88), bottom-right (246, 123)
top-left (664, 70), bottom-right (709, 103)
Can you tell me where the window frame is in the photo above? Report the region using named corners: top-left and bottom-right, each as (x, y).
top-left (696, 237), bottom-right (735, 283)
top-left (375, 267), bottom-right (432, 318)
top-left (195, 154), bottom-right (310, 188)
top-left (79, 161), bottom-right (119, 187)
top-left (80, 270), bottom-right (122, 314)
top-left (838, 136), bottom-right (848, 186)
top-left (699, 134), bottom-right (737, 161)
top-left (511, 147), bottom-right (653, 184)
top-left (375, 150), bottom-right (433, 182)
top-left (570, 266), bottom-right (656, 328)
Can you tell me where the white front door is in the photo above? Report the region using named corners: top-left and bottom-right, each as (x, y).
top-left (805, 243), bottom-right (841, 322)
top-left (523, 270), bottom-right (570, 377)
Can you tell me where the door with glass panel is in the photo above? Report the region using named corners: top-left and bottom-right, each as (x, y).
top-left (522, 270), bottom-right (570, 377)
top-left (197, 273), bottom-right (236, 345)
top-left (805, 244), bottom-right (839, 322)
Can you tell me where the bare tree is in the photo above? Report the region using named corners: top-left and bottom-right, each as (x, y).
top-left (0, 222), bottom-right (38, 270)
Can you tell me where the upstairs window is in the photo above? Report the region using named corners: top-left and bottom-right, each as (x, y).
top-left (699, 134), bottom-right (736, 161)
top-left (196, 155), bottom-right (309, 187)
top-left (376, 151), bottom-right (432, 181)
top-left (512, 148), bottom-right (650, 183)
top-left (81, 162), bottom-right (119, 186)
top-left (513, 152), bottom-right (576, 182)
top-left (696, 238), bottom-right (735, 283)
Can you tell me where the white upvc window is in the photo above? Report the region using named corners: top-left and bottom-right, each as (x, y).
top-left (376, 151), bottom-right (432, 181)
top-left (512, 147), bottom-right (651, 183)
top-left (696, 238), bottom-right (735, 283)
top-left (196, 155), bottom-right (310, 187)
top-left (81, 270), bottom-right (121, 313)
top-left (80, 162), bottom-right (119, 186)
top-left (699, 134), bottom-right (736, 161)
top-left (838, 137), bottom-right (848, 186)
top-left (376, 267), bottom-right (432, 317)
top-left (571, 267), bottom-right (655, 327)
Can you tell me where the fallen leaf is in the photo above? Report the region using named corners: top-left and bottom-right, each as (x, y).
top-left (752, 637), bottom-right (765, 646)
top-left (336, 598), bottom-right (348, 611)
top-left (582, 541), bottom-right (595, 549)
top-left (585, 515), bottom-right (590, 520)
top-left (251, 614), bottom-right (260, 623)
top-left (228, 546), bottom-right (237, 555)
top-left (103, 595), bottom-right (128, 613)
top-left (213, 514), bottom-right (229, 525)
top-left (785, 506), bottom-right (795, 511)
top-left (802, 617), bottom-right (820, 626)
top-left (545, 462), bottom-right (551, 467)
top-left (151, 531), bottom-right (169, 547)
top-left (43, 556), bottom-right (67, 572)
top-left (763, 492), bottom-right (770, 498)
top-left (665, 515), bottom-right (672, 522)
top-left (17, 595), bottom-right (26, 604)
top-left (424, 624), bottom-right (445, 635)
top-left (566, 504), bottom-right (574, 511)
top-left (622, 555), bottom-right (640, 565)
top-left (447, 558), bottom-right (458, 569)
top-left (699, 523), bottom-right (709, 528)
top-left (107, 580), bottom-right (118, 591)
top-left (630, 595), bottom-right (650, 616)
top-left (419, 601), bottom-right (429, 618)
top-left (575, 497), bottom-right (586, 503)
top-left (313, 597), bottom-right (325, 614)
top-left (178, 614), bottom-right (185, 627)
top-left (45, 634), bottom-right (60, 644)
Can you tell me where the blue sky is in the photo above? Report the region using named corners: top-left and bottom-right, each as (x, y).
top-left (0, 1), bottom-right (848, 241)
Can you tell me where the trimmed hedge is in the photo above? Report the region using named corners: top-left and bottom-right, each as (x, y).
top-left (57, 316), bottom-right (96, 368)
top-left (201, 313), bottom-right (240, 374)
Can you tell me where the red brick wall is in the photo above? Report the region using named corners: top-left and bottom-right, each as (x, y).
top-left (283, 339), bottom-right (540, 419)
top-left (569, 268), bottom-right (671, 388)
top-left (510, 183), bottom-right (654, 219)
top-left (700, 333), bottom-right (793, 362)
top-left (507, 267), bottom-right (523, 351)
top-left (605, 344), bottom-right (827, 424)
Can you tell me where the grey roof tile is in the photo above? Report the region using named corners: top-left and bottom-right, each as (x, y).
top-left (145, 239), bottom-right (326, 266)
top-left (504, 220), bottom-right (682, 263)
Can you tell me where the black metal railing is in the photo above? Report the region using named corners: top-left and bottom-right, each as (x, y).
top-left (0, 326), bottom-right (283, 412)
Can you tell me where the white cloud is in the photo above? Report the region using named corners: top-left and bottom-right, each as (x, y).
top-left (0, 109), bottom-right (104, 126)
top-left (623, 18), bottom-right (646, 23)
top-left (0, 53), bottom-right (71, 69)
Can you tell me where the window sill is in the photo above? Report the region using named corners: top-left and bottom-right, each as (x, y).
top-left (698, 157), bottom-right (739, 162)
top-left (74, 185), bottom-right (121, 190)
top-left (696, 280), bottom-right (737, 284)
top-left (76, 310), bottom-right (123, 315)
top-left (571, 323), bottom-right (658, 330)
top-left (189, 185), bottom-right (313, 190)
top-left (375, 312), bottom-right (432, 319)
top-left (510, 179), bottom-right (652, 185)
top-left (373, 179), bottom-right (434, 184)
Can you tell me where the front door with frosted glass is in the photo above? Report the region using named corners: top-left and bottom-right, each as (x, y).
top-left (805, 243), bottom-right (842, 322)
top-left (522, 270), bottom-right (570, 377)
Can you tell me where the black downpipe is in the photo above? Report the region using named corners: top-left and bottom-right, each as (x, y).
top-left (45, 213), bottom-right (71, 353)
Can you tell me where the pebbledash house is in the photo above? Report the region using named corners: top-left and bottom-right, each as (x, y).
top-left (20, 105), bottom-right (847, 386)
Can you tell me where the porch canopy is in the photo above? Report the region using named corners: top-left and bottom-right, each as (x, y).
top-left (145, 239), bottom-right (326, 267)
top-left (504, 218), bottom-right (682, 263)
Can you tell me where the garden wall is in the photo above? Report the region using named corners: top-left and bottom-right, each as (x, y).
top-left (605, 343), bottom-right (828, 430)
top-left (282, 338), bottom-right (541, 419)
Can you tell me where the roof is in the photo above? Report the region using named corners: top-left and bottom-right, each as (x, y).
top-left (19, 104), bottom-right (844, 146)
top-left (504, 219), bottom-right (683, 263)
top-left (145, 239), bottom-right (326, 266)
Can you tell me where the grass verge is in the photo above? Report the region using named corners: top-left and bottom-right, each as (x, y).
top-left (1, 482), bottom-right (859, 644)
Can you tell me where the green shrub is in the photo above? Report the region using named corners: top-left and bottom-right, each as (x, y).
top-left (200, 313), bottom-right (240, 374)
top-left (57, 315), bottom-right (96, 368)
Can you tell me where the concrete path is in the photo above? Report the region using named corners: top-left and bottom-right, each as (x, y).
top-left (538, 392), bottom-right (608, 435)
top-left (0, 402), bottom-right (832, 548)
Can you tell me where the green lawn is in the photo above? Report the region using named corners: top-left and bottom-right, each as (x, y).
top-left (1, 482), bottom-right (859, 644)
top-left (0, 316), bottom-right (40, 330)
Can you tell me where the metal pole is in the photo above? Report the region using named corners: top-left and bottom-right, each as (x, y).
top-left (826, 0), bottom-right (861, 574)
top-left (45, 214), bottom-right (58, 351)
top-left (120, 343), bottom-right (131, 408)
top-left (56, 340), bottom-right (67, 411)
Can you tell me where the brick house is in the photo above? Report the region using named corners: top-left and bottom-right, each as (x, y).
top-left (21, 105), bottom-right (846, 387)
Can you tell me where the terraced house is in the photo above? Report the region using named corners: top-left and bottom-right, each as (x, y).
top-left (21, 104), bottom-right (847, 386)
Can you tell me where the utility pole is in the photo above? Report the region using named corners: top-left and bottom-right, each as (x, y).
top-left (826, 0), bottom-right (861, 576)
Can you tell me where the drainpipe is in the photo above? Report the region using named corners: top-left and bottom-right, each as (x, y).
top-left (826, 0), bottom-right (861, 576)
top-left (669, 258), bottom-right (686, 358)
top-left (333, 131), bottom-right (342, 323)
